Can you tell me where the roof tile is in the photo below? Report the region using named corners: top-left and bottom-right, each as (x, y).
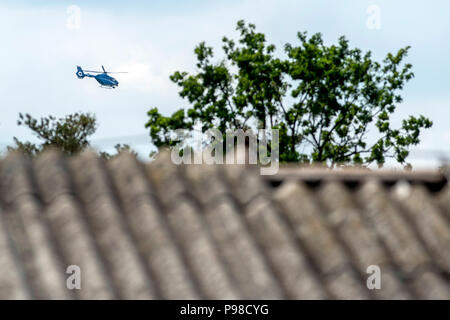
top-left (0, 150), bottom-right (448, 299)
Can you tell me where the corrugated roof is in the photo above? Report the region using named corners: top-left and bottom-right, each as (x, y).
top-left (0, 150), bottom-right (448, 299)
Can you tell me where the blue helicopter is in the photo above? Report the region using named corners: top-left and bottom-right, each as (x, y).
top-left (76, 65), bottom-right (127, 88)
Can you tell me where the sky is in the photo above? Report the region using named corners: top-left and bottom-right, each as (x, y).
top-left (0, 0), bottom-right (449, 167)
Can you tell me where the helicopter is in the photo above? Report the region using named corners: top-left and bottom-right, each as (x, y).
top-left (76, 65), bottom-right (127, 88)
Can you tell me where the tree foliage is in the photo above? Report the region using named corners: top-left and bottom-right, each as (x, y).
top-left (146, 20), bottom-right (432, 167)
top-left (99, 143), bottom-right (138, 159)
top-left (8, 112), bottom-right (97, 157)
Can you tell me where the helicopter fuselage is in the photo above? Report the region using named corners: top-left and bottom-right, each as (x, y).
top-left (94, 73), bottom-right (118, 88)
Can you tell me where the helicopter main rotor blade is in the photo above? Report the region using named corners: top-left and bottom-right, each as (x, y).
top-left (82, 67), bottom-right (128, 74)
top-left (83, 70), bottom-right (104, 73)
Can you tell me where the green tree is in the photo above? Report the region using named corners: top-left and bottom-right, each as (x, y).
top-left (146, 20), bottom-right (432, 167)
top-left (8, 112), bottom-right (97, 157)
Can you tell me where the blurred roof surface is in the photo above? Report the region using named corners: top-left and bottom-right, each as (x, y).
top-left (0, 151), bottom-right (449, 299)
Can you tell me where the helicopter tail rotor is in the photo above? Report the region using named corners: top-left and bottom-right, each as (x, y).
top-left (76, 66), bottom-right (86, 79)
